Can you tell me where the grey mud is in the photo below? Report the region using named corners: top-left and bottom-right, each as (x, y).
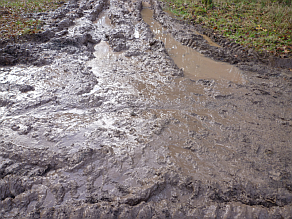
top-left (0, 0), bottom-right (292, 218)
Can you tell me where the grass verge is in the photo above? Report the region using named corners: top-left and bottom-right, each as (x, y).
top-left (161, 0), bottom-right (292, 58)
top-left (0, 0), bottom-right (65, 40)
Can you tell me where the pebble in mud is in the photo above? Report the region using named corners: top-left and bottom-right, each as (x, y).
top-left (18, 85), bottom-right (35, 93)
top-left (0, 0), bottom-right (292, 218)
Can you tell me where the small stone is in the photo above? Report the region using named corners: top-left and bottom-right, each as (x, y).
top-left (130, 111), bottom-right (137, 116)
top-left (11, 124), bottom-right (20, 131)
top-left (19, 85), bottom-right (35, 93)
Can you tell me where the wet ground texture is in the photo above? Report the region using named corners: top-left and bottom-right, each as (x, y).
top-left (0, 0), bottom-right (292, 218)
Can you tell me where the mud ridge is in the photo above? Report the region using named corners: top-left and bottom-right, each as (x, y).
top-left (0, 0), bottom-right (107, 66)
top-left (152, 0), bottom-right (292, 72)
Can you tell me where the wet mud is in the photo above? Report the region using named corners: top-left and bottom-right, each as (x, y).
top-left (141, 7), bottom-right (244, 83)
top-left (0, 0), bottom-right (292, 218)
top-left (156, 1), bottom-right (292, 70)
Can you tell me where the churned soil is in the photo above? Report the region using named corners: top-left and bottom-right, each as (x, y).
top-left (0, 0), bottom-right (292, 218)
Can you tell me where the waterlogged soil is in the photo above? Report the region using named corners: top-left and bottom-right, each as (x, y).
top-left (0, 0), bottom-right (292, 218)
top-left (141, 7), bottom-right (244, 83)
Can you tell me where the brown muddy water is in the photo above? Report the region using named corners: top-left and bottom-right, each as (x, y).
top-left (141, 7), bottom-right (245, 84)
top-left (88, 9), bottom-right (248, 177)
top-left (94, 10), bottom-right (111, 27)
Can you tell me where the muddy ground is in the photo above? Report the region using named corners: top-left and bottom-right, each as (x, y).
top-left (0, 0), bottom-right (292, 218)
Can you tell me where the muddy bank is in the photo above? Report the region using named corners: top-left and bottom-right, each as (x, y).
top-left (141, 7), bottom-right (245, 84)
top-left (0, 0), bottom-right (292, 218)
top-left (153, 0), bottom-right (292, 70)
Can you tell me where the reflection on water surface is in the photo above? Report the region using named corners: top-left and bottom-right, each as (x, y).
top-left (141, 7), bottom-right (245, 84)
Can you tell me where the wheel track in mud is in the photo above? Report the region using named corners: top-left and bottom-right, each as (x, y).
top-left (0, 0), bottom-right (292, 218)
top-left (155, 0), bottom-right (292, 70)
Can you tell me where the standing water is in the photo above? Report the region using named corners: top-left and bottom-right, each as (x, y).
top-left (141, 7), bottom-right (245, 84)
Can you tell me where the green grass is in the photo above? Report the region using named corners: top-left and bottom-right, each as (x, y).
top-left (0, 0), bottom-right (65, 39)
top-left (161, 0), bottom-right (292, 57)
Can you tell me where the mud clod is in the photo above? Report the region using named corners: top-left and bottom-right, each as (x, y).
top-left (19, 85), bottom-right (35, 93)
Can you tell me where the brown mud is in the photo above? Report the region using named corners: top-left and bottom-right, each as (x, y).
top-left (141, 7), bottom-right (244, 83)
top-left (156, 1), bottom-right (292, 70)
top-left (0, 0), bottom-right (292, 218)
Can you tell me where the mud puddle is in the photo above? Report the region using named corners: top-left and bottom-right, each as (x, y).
top-left (87, 8), bottom-right (248, 179)
top-left (94, 10), bottom-right (111, 27)
top-left (142, 7), bottom-right (245, 83)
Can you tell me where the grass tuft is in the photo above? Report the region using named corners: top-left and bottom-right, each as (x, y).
top-left (0, 0), bottom-right (65, 40)
top-left (161, 0), bottom-right (292, 57)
